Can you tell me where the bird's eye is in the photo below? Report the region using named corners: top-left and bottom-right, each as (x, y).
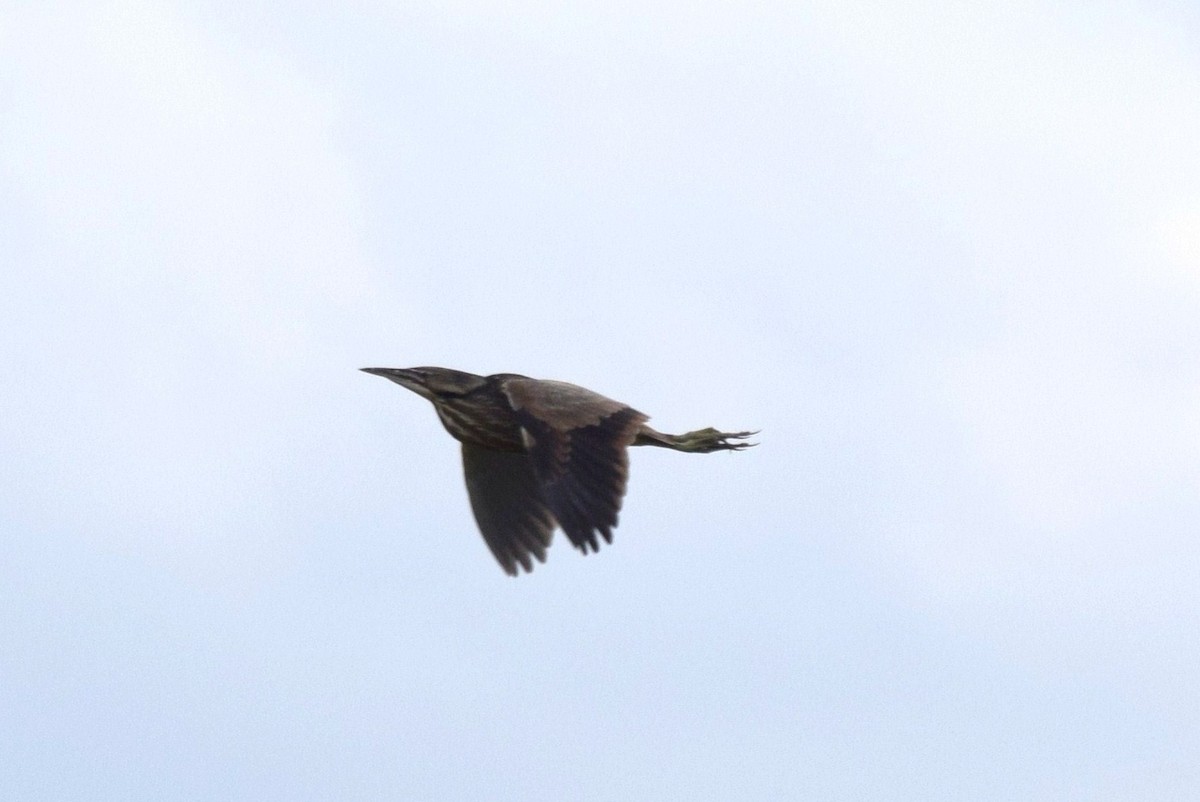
top-left (427, 379), bottom-right (466, 397)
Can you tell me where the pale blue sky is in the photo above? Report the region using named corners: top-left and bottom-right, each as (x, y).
top-left (3, 2), bottom-right (1199, 799)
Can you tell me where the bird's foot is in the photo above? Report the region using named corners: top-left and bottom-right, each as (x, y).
top-left (672, 427), bottom-right (758, 453)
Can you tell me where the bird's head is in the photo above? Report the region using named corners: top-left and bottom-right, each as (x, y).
top-left (360, 366), bottom-right (487, 402)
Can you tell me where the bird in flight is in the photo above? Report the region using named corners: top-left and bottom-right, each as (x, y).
top-left (362, 366), bottom-right (755, 575)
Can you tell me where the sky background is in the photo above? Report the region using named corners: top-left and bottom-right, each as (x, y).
top-left (3, 1), bottom-right (1200, 799)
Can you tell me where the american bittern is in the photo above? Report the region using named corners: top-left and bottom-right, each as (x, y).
top-left (362, 366), bottom-right (754, 575)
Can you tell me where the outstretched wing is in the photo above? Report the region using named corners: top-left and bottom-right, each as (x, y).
top-left (461, 443), bottom-right (557, 575)
top-left (501, 379), bottom-right (648, 555)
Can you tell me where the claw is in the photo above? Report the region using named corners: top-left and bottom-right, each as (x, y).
top-left (677, 427), bottom-right (758, 453)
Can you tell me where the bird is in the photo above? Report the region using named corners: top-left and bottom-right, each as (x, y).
top-left (361, 366), bottom-right (755, 575)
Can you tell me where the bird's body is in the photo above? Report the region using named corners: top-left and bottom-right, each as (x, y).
top-left (362, 366), bottom-right (753, 575)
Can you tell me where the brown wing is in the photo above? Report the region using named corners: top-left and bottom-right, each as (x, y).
top-left (501, 379), bottom-right (649, 554)
top-left (461, 443), bottom-right (557, 575)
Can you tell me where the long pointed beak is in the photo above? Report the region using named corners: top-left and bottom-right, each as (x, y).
top-left (360, 367), bottom-right (430, 398)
